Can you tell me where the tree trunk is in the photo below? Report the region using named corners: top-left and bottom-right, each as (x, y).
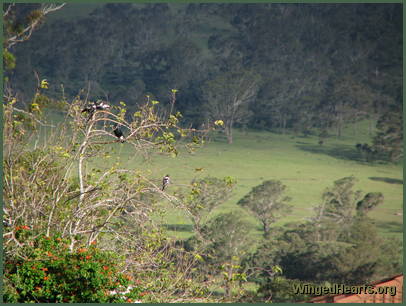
top-left (336, 114), bottom-right (342, 138)
top-left (263, 221), bottom-right (271, 238)
top-left (225, 122), bottom-right (233, 144)
top-left (282, 117), bottom-right (287, 134)
top-left (225, 267), bottom-right (233, 299)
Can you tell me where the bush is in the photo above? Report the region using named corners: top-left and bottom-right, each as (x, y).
top-left (3, 234), bottom-right (145, 303)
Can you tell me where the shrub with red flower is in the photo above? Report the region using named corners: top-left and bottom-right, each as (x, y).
top-left (3, 235), bottom-right (145, 303)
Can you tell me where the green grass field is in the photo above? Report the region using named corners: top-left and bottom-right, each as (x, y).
top-left (87, 120), bottom-right (402, 242)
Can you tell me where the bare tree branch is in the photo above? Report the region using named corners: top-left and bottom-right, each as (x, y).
top-left (3, 3), bottom-right (15, 17)
top-left (5, 3), bottom-right (66, 49)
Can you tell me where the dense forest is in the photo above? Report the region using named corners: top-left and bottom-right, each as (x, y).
top-left (3, 3), bottom-right (403, 303)
top-left (7, 3), bottom-right (403, 154)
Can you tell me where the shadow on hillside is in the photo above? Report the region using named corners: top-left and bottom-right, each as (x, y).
top-left (369, 177), bottom-right (403, 185)
top-left (373, 220), bottom-right (403, 234)
top-left (162, 224), bottom-right (194, 232)
top-left (295, 143), bottom-right (366, 163)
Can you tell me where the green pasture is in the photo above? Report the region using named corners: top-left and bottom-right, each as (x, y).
top-left (86, 120), bottom-right (403, 241)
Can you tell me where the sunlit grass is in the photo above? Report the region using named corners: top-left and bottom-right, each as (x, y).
top-left (32, 116), bottom-right (403, 241)
top-left (98, 121), bottom-right (402, 241)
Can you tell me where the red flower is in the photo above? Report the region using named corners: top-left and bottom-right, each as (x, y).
top-left (103, 266), bottom-right (109, 271)
top-left (41, 267), bottom-right (48, 271)
top-left (43, 276), bottom-right (49, 280)
top-left (85, 255), bottom-right (92, 260)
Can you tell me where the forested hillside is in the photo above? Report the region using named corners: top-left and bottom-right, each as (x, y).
top-left (3, 3), bottom-right (403, 303)
top-left (9, 3), bottom-right (402, 140)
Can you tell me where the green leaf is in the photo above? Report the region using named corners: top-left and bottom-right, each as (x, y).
top-left (193, 253), bottom-right (204, 262)
top-left (40, 79), bottom-right (49, 89)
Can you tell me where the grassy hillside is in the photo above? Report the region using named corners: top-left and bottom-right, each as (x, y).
top-left (86, 120), bottom-right (402, 241)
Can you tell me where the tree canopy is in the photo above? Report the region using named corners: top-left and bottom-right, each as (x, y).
top-left (6, 3), bottom-right (402, 158)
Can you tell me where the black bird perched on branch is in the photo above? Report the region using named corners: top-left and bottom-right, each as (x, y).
top-left (94, 100), bottom-right (110, 111)
top-left (82, 100), bottom-right (110, 114)
top-left (81, 104), bottom-right (95, 114)
top-left (162, 174), bottom-right (170, 191)
top-left (113, 124), bottom-right (125, 142)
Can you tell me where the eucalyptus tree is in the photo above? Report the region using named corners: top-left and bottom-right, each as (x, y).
top-left (3, 86), bottom-right (210, 252)
top-left (373, 107), bottom-right (403, 162)
top-left (237, 180), bottom-right (292, 238)
top-left (179, 176), bottom-right (236, 240)
top-left (203, 69), bottom-right (261, 144)
top-left (312, 176), bottom-right (361, 241)
top-left (199, 211), bottom-right (254, 299)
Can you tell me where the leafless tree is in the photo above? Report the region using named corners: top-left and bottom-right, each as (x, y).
top-left (3, 86), bottom-right (210, 254)
top-left (4, 3), bottom-right (66, 50)
top-left (203, 69), bottom-right (261, 144)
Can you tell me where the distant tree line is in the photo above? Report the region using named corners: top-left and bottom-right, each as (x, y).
top-left (6, 3), bottom-right (402, 158)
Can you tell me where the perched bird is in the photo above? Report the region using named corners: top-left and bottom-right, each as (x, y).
top-left (94, 100), bottom-right (110, 111)
top-left (82, 100), bottom-right (110, 114)
top-left (162, 175), bottom-right (170, 191)
top-left (82, 103), bottom-right (97, 122)
top-left (81, 103), bottom-right (96, 114)
top-left (3, 220), bottom-right (11, 227)
top-left (113, 124), bottom-right (125, 142)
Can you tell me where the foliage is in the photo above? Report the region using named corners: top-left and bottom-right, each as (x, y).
top-left (243, 177), bottom-right (401, 299)
top-left (373, 106), bottom-right (403, 162)
top-left (313, 177), bottom-right (361, 229)
top-left (256, 276), bottom-right (314, 303)
top-left (325, 216), bottom-right (402, 284)
top-left (178, 176), bottom-right (236, 238)
top-left (8, 4), bottom-right (402, 156)
top-left (114, 227), bottom-right (212, 303)
top-left (199, 212), bottom-right (253, 264)
top-left (356, 192), bottom-right (384, 216)
top-left (238, 180), bottom-right (292, 238)
top-left (3, 83), bottom-right (215, 302)
top-left (248, 216), bottom-right (402, 292)
top-left (3, 49), bottom-right (16, 70)
top-left (2, 3), bottom-right (403, 302)
top-left (185, 211), bottom-right (254, 299)
top-left (3, 234), bottom-right (144, 303)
